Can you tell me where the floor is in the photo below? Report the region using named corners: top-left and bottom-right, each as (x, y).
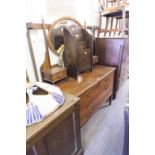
top-left (81, 80), bottom-right (129, 155)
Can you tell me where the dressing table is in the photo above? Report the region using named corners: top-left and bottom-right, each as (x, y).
top-left (57, 65), bottom-right (116, 126)
top-left (26, 17), bottom-right (116, 155)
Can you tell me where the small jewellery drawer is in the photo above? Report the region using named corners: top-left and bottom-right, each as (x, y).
top-left (51, 70), bottom-right (67, 82)
top-left (77, 48), bottom-right (91, 57)
top-left (41, 66), bottom-right (67, 83)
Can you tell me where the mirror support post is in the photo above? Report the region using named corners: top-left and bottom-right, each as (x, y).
top-left (26, 28), bottom-right (39, 82)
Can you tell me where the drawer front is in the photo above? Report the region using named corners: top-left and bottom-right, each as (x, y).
top-left (80, 113), bottom-right (90, 126)
top-left (80, 71), bottom-right (115, 126)
top-left (79, 86), bottom-right (94, 126)
top-left (80, 101), bottom-right (94, 126)
top-left (51, 70), bottom-right (67, 82)
top-left (42, 70), bottom-right (67, 83)
top-left (78, 49), bottom-right (91, 62)
top-left (80, 93), bottom-right (93, 118)
top-left (80, 88), bottom-right (92, 103)
top-left (90, 82), bottom-right (101, 100)
top-left (80, 100), bottom-right (92, 118)
top-left (91, 74), bottom-right (114, 110)
top-left (78, 48), bottom-right (92, 73)
top-left (77, 41), bottom-right (87, 50)
top-left (80, 88), bottom-right (93, 119)
top-left (99, 72), bottom-right (114, 91)
top-left (78, 48), bottom-right (90, 56)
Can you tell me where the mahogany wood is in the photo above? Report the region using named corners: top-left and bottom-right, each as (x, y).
top-left (93, 55), bottom-right (99, 65)
top-left (40, 19), bottom-right (51, 73)
top-left (41, 64), bottom-right (68, 84)
top-left (26, 93), bottom-right (83, 155)
top-left (63, 26), bottom-right (93, 80)
top-left (95, 38), bottom-right (129, 98)
top-left (26, 22), bottom-right (68, 83)
top-left (57, 65), bottom-right (116, 126)
top-left (26, 22), bottom-right (50, 30)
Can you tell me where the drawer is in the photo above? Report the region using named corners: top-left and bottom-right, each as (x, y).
top-left (78, 58), bottom-right (91, 67)
top-left (80, 113), bottom-right (89, 126)
top-left (77, 48), bottom-right (91, 57)
top-left (99, 73), bottom-right (114, 90)
top-left (91, 84), bottom-right (113, 109)
top-left (79, 88), bottom-right (92, 101)
top-left (80, 70), bottom-right (115, 126)
top-left (42, 69), bottom-right (67, 83)
top-left (80, 97), bottom-right (92, 109)
top-left (80, 104), bottom-right (94, 126)
top-left (104, 72), bottom-right (114, 81)
top-left (94, 71), bottom-right (114, 84)
top-left (79, 87), bottom-right (93, 118)
top-left (79, 83), bottom-right (97, 126)
top-left (80, 99), bottom-right (93, 118)
top-left (51, 71), bottom-right (67, 82)
top-left (91, 73), bottom-right (114, 106)
top-left (78, 58), bottom-right (91, 66)
top-left (77, 41), bottom-right (87, 50)
top-left (90, 82), bottom-right (101, 99)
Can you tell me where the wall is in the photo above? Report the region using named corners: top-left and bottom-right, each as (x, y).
top-left (26, 0), bottom-right (99, 82)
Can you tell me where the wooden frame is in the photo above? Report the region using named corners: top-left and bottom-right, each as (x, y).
top-left (97, 0), bottom-right (129, 37)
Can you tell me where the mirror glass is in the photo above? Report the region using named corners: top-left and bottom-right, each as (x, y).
top-left (48, 17), bottom-right (83, 57)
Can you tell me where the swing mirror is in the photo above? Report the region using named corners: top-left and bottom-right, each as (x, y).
top-left (48, 16), bottom-right (83, 56)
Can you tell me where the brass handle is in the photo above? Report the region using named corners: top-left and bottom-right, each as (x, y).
top-left (83, 49), bottom-right (87, 55)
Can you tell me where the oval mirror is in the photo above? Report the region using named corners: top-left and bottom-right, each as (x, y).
top-left (48, 16), bottom-right (83, 57)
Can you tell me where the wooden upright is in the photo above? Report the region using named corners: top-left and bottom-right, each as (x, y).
top-left (98, 0), bottom-right (129, 37)
top-left (26, 22), bottom-right (67, 84)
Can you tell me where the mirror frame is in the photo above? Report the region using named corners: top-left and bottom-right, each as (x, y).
top-left (48, 16), bottom-right (83, 56)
